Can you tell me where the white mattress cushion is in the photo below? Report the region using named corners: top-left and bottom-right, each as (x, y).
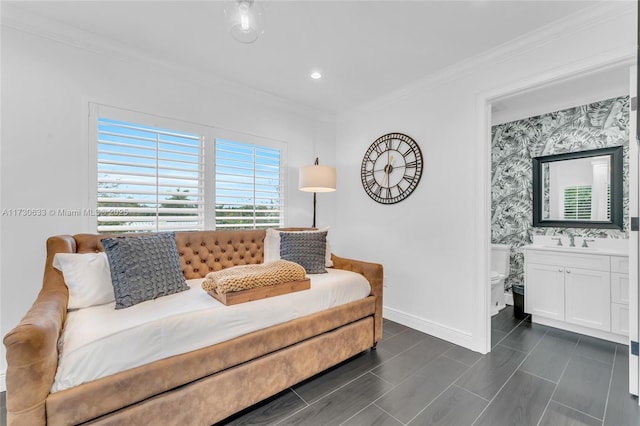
top-left (52, 268), bottom-right (371, 392)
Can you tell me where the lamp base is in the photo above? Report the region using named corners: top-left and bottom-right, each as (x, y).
top-left (312, 192), bottom-right (317, 228)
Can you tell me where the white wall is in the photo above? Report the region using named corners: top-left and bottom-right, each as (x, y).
top-left (0, 22), bottom-right (336, 385)
top-left (491, 65), bottom-right (630, 126)
top-left (332, 2), bottom-right (636, 352)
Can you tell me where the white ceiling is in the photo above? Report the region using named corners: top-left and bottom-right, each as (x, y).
top-left (5, 1), bottom-right (602, 114)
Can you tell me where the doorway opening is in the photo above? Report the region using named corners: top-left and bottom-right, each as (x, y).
top-left (480, 60), bottom-right (633, 355)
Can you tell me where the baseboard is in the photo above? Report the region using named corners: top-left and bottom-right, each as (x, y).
top-left (383, 306), bottom-right (475, 350)
top-left (1, 369), bottom-right (5, 392)
top-left (532, 315), bottom-right (628, 345)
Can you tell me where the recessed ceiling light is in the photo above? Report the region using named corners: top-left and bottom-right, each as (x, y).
top-left (310, 72), bottom-right (322, 80)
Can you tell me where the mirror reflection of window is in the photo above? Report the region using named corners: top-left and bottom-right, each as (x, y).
top-left (542, 155), bottom-right (611, 221)
top-left (563, 186), bottom-right (592, 220)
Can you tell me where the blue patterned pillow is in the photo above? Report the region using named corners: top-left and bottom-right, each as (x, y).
top-left (102, 232), bottom-right (189, 309)
top-left (279, 230), bottom-right (327, 274)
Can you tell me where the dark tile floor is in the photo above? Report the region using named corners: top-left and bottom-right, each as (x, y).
top-left (2, 307), bottom-right (639, 426)
top-left (219, 306), bottom-right (640, 426)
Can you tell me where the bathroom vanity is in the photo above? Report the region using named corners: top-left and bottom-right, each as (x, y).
top-left (523, 237), bottom-right (629, 344)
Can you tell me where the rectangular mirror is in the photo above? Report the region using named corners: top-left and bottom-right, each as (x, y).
top-left (532, 146), bottom-right (623, 229)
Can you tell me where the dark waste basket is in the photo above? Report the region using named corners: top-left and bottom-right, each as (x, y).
top-left (512, 284), bottom-right (525, 319)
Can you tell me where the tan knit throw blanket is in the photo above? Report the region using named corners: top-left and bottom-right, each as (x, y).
top-left (202, 260), bottom-right (306, 295)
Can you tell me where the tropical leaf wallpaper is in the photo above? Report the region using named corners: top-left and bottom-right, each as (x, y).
top-left (491, 96), bottom-right (629, 291)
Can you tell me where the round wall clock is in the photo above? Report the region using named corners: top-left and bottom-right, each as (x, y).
top-left (361, 133), bottom-right (423, 204)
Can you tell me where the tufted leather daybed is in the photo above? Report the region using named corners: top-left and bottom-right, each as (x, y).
top-left (3, 229), bottom-right (383, 425)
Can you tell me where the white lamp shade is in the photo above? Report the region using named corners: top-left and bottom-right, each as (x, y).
top-left (299, 165), bottom-right (336, 192)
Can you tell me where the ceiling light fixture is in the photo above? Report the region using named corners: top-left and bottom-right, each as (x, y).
top-left (310, 72), bottom-right (322, 80)
top-left (224, 0), bottom-right (265, 44)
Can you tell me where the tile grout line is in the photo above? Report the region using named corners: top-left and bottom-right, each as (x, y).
top-left (439, 352), bottom-right (478, 368)
top-left (272, 400), bottom-right (313, 426)
top-left (496, 342), bottom-right (528, 354)
top-left (535, 336), bottom-right (581, 426)
top-left (451, 383), bottom-right (491, 402)
top-left (289, 387), bottom-right (310, 407)
top-left (401, 361), bottom-right (490, 426)
top-left (397, 339), bottom-right (494, 424)
top-left (491, 314), bottom-right (530, 348)
top-left (518, 369), bottom-right (560, 386)
top-left (382, 324), bottom-right (411, 340)
top-left (550, 400), bottom-right (605, 423)
top-left (371, 402), bottom-right (407, 426)
top-left (369, 371), bottom-right (398, 388)
top-left (469, 322), bottom-right (550, 425)
top-left (449, 383), bottom-right (491, 403)
top-left (365, 342), bottom-right (472, 425)
top-left (369, 343), bottom-right (456, 397)
top-left (311, 369), bottom-right (388, 405)
top-left (337, 402), bottom-right (372, 426)
top-left (274, 355), bottom-right (396, 425)
top-left (601, 344), bottom-right (618, 426)
top-left (402, 381), bottom-right (478, 425)
top-left (275, 344), bottom-right (407, 426)
top-left (572, 335), bottom-right (617, 366)
top-left (572, 351), bottom-right (616, 367)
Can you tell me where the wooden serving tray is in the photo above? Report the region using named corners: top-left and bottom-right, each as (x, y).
top-left (208, 279), bottom-right (310, 306)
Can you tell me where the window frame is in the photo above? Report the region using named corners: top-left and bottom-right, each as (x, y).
top-left (89, 103), bottom-right (287, 233)
top-left (214, 138), bottom-right (285, 230)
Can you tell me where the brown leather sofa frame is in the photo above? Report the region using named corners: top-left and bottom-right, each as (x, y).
top-left (3, 229), bottom-right (383, 425)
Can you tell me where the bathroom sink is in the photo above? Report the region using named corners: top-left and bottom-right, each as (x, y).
top-left (540, 245), bottom-right (599, 251)
top-left (529, 245), bottom-right (620, 254)
top-left (527, 238), bottom-right (628, 256)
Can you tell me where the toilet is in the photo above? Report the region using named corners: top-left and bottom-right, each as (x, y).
top-left (490, 244), bottom-right (511, 316)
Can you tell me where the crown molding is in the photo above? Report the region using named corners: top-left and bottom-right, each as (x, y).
top-left (0, 4), bottom-right (336, 123)
top-left (338, 1), bottom-right (636, 121)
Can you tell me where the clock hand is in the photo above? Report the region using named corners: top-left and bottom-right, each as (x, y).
top-left (381, 155), bottom-right (395, 187)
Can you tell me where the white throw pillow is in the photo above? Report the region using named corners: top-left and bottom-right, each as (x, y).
top-left (53, 252), bottom-right (115, 309)
top-left (264, 228), bottom-right (333, 267)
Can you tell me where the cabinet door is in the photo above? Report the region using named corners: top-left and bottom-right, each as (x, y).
top-left (611, 256), bottom-right (629, 274)
top-left (611, 272), bottom-right (629, 304)
top-left (526, 263), bottom-right (565, 320)
top-left (565, 268), bottom-right (611, 331)
top-left (612, 303), bottom-right (629, 335)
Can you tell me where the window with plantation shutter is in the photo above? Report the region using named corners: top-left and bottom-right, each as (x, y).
top-left (92, 104), bottom-right (286, 233)
top-left (97, 118), bottom-right (204, 233)
top-left (215, 139), bottom-right (284, 229)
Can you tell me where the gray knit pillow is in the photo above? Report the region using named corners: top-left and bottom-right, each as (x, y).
top-left (279, 230), bottom-right (327, 274)
top-left (102, 232), bottom-right (188, 309)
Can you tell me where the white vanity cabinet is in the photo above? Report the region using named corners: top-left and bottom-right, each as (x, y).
top-left (611, 255), bottom-right (630, 336)
top-left (526, 262), bottom-right (565, 321)
top-left (524, 247), bottom-right (628, 344)
top-left (564, 267), bottom-right (610, 331)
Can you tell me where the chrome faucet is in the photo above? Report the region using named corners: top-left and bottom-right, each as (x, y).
top-left (582, 239), bottom-right (595, 248)
top-left (551, 237), bottom-right (562, 246)
top-left (568, 234), bottom-right (575, 247)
